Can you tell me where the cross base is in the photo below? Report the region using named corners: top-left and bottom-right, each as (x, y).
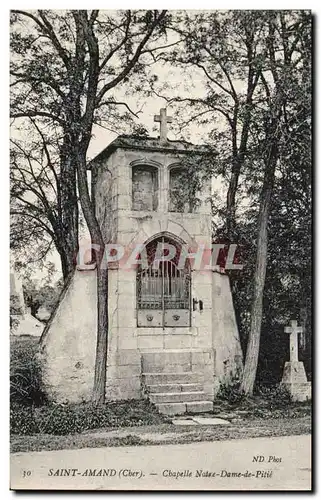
top-left (281, 361), bottom-right (311, 402)
top-left (281, 381), bottom-right (311, 402)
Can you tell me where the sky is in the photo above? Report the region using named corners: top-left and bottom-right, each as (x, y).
top-left (87, 60), bottom-right (209, 160)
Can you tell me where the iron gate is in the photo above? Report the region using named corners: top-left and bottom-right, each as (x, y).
top-left (136, 238), bottom-right (191, 328)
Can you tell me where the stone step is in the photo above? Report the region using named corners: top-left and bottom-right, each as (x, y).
top-left (148, 383), bottom-right (203, 394)
top-left (143, 364), bottom-right (192, 374)
top-left (155, 402), bottom-right (187, 416)
top-left (143, 372), bottom-right (204, 385)
top-left (156, 401), bottom-right (213, 416)
top-left (150, 391), bottom-right (207, 404)
top-left (186, 401), bottom-right (213, 413)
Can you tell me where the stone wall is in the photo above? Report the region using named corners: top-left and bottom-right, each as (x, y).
top-left (212, 271), bottom-right (243, 385)
top-left (40, 269), bottom-right (97, 403)
top-left (92, 148), bottom-right (212, 232)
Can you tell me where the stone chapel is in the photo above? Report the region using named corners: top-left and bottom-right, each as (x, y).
top-left (40, 109), bottom-right (243, 415)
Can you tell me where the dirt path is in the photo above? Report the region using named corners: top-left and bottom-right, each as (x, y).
top-left (11, 434), bottom-right (311, 491)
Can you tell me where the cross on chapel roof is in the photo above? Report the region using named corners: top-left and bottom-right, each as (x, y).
top-left (154, 108), bottom-right (172, 144)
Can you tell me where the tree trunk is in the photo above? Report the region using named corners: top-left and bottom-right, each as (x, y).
top-left (58, 246), bottom-right (76, 283)
top-left (240, 133), bottom-right (278, 395)
top-left (226, 161), bottom-right (241, 236)
top-left (93, 253), bottom-right (108, 404)
top-left (59, 144), bottom-right (79, 282)
top-left (76, 151), bottom-right (108, 405)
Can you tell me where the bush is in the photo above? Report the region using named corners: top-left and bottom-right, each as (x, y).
top-left (10, 338), bottom-right (47, 406)
top-left (254, 384), bottom-right (293, 408)
top-left (10, 403), bottom-right (38, 435)
top-left (10, 338), bottom-right (168, 436)
top-left (216, 377), bottom-right (245, 404)
top-left (10, 399), bottom-right (168, 435)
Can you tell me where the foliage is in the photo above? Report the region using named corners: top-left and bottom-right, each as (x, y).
top-left (159, 10), bottom-right (311, 389)
top-left (10, 338), bottom-right (168, 436)
top-left (23, 277), bottom-right (63, 318)
top-left (10, 338), bottom-right (47, 406)
top-left (10, 400), bottom-right (168, 435)
top-left (254, 384), bottom-right (293, 408)
top-left (10, 294), bottom-right (24, 316)
top-left (10, 9), bottom-right (171, 280)
top-left (10, 294), bottom-right (24, 332)
top-left (216, 377), bottom-right (245, 405)
top-left (214, 379), bottom-right (310, 421)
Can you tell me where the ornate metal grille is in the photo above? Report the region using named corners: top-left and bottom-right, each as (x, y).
top-left (137, 260), bottom-right (190, 310)
top-left (137, 237), bottom-right (190, 311)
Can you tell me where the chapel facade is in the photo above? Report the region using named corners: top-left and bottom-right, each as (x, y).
top-left (40, 110), bottom-right (243, 414)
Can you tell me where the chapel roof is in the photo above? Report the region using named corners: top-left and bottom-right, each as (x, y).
top-left (88, 134), bottom-right (208, 169)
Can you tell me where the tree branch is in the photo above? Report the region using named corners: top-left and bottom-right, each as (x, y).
top-left (97, 99), bottom-right (140, 117)
top-left (11, 210), bottom-right (55, 239)
top-left (96, 10), bottom-right (167, 105)
top-left (37, 10), bottom-right (71, 68)
top-left (99, 11), bottom-right (131, 71)
top-left (11, 110), bottom-right (65, 125)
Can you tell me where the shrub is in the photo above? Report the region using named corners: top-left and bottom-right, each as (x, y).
top-left (254, 384), bottom-right (293, 408)
top-left (10, 399), bottom-right (168, 436)
top-left (216, 377), bottom-right (245, 404)
top-left (10, 338), bottom-right (47, 406)
top-left (10, 403), bottom-right (38, 435)
top-left (216, 378), bottom-right (295, 410)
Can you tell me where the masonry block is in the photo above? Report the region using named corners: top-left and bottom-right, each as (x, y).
top-left (281, 382), bottom-right (311, 402)
top-left (281, 361), bottom-right (311, 402)
top-left (141, 351), bottom-right (192, 372)
top-left (117, 364), bottom-right (141, 378)
top-left (116, 349), bottom-right (141, 366)
top-left (186, 401), bottom-right (213, 413)
top-left (282, 361), bottom-right (308, 384)
top-left (150, 391), bottom-right (206, 404)
top-left (164, 335), bottom-right (192, 350)
top-left (118, 331), bottom-right (138, 350)
top-left (143, 372), bottom-right (204, 385)
top-left (155, 402), bottom-right (186, 416)
top-left (138, 335), bottom-right (164, 349)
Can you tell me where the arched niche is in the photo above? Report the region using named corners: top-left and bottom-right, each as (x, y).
top-left (131, 163), bottom-right (159, 211)
top-left (169, 164), bottom-right (196, 213)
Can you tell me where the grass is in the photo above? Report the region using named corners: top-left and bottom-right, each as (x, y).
top-left (10, 399), bottom-right (170, 435)
top-left (210, 397), bottom-right (311, 420)
top-left (11, 415), bottom-right (311, 454)
top-left (10, 335), bottom-right (312, 454)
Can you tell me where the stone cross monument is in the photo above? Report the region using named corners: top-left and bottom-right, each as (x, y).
top-left (154, 108), bottom-right (172, 144)
top-left (284, 319), bottom-right (302, 363)
top-left (281, 319), bottom-right (311, 402)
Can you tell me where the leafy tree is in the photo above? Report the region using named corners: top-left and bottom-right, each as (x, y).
top-left (10, 127), bottom-right (77, 281)
top-left (150, 10), bottom-right (266, 235)
top-left (23, 278), bottom-right (63, 319)
top-left (240, 11), bottom-right (311, 394)
top-left (151, 10), bottom-right (311, 392)
top-left (10, 9), bottom-right (170, 404)
top-left (10, 10), bottom-right (168, 283)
